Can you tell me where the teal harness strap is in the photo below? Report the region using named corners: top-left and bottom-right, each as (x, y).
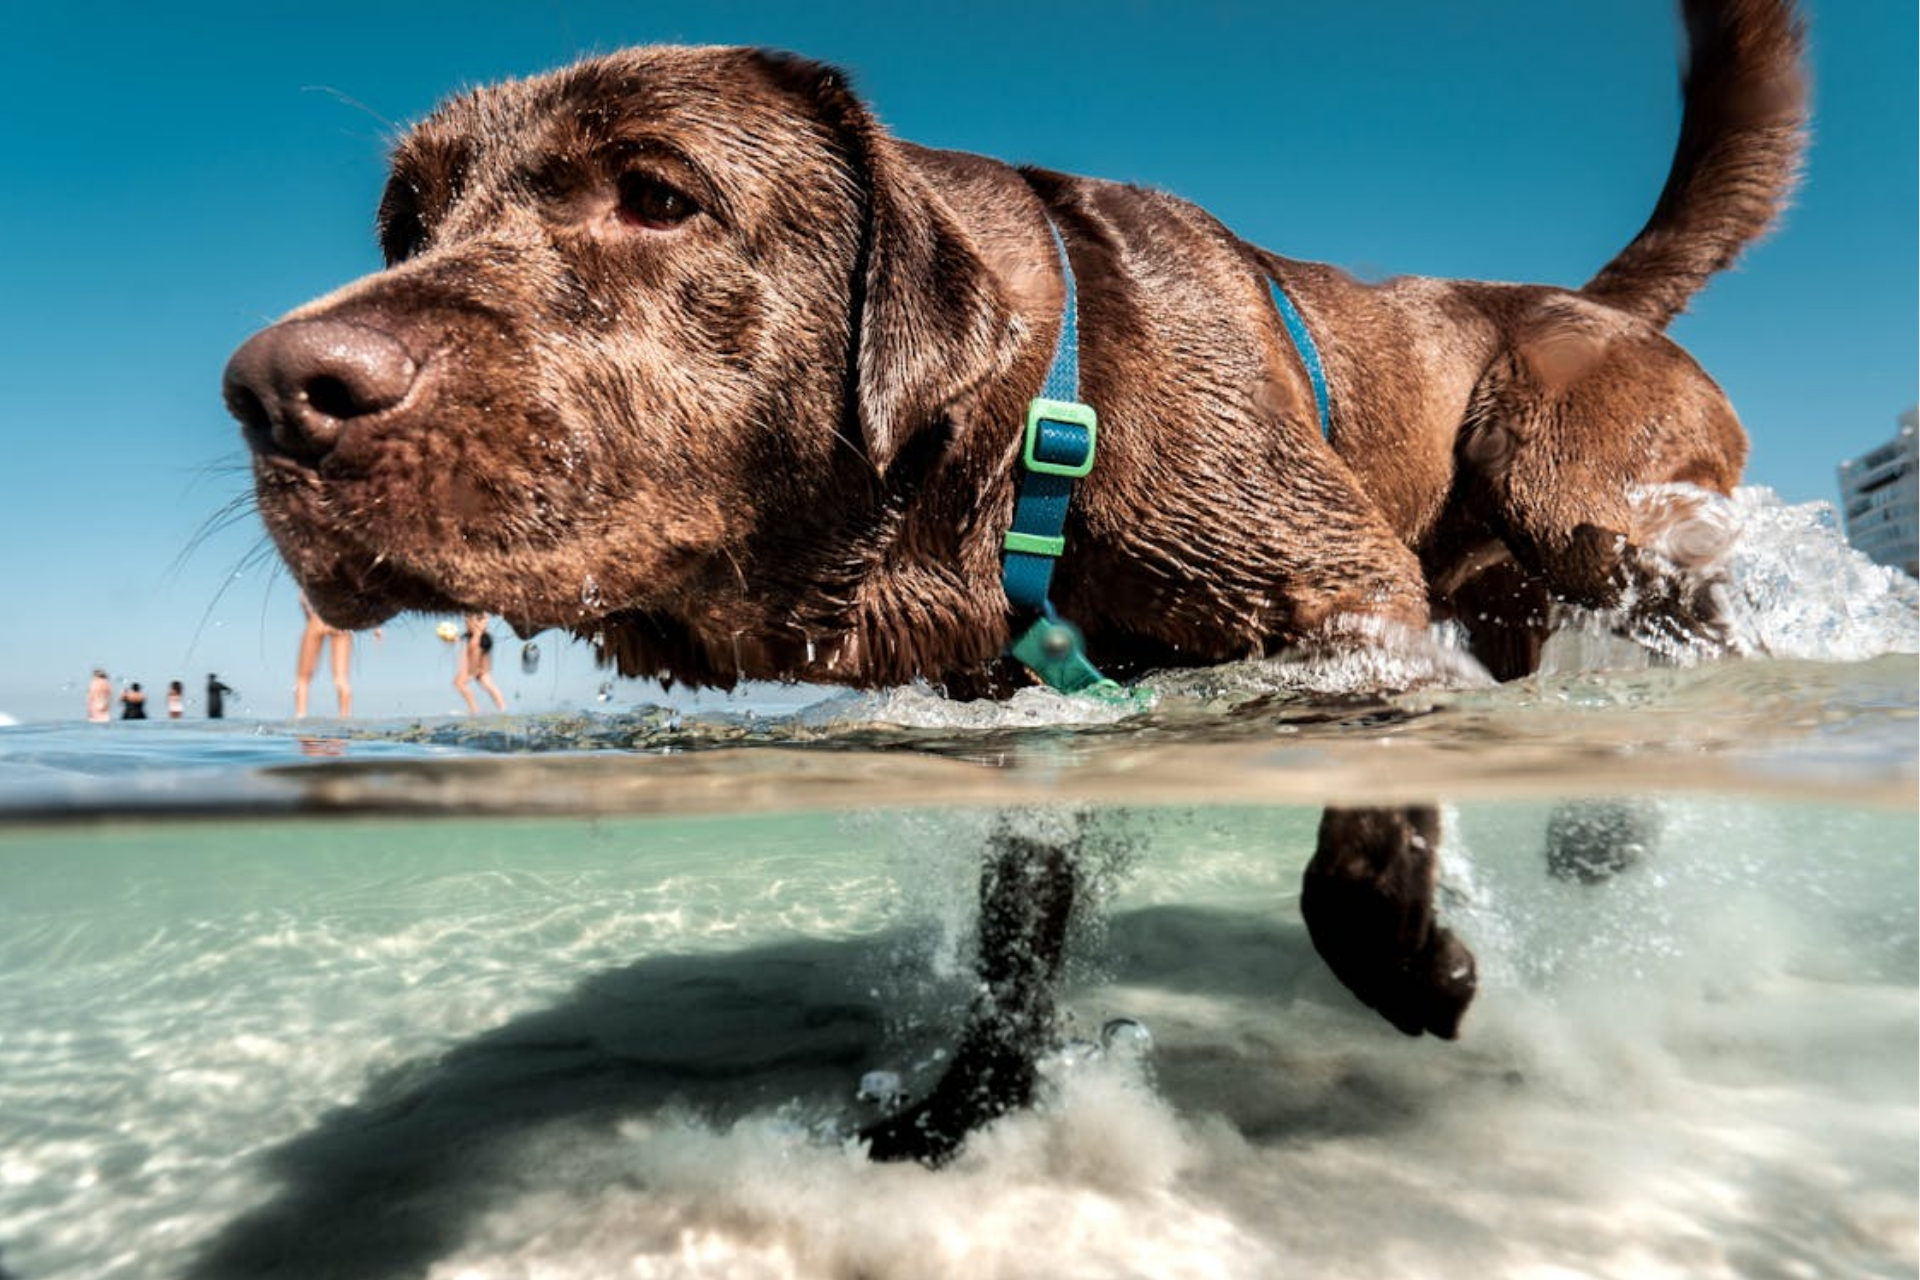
top-left (1000, 219), bottom-right (1117, 697)
top-left (994, 238), bottom-right (1335, 698)
top-left (1266, 273), bottom-right (1331, 440)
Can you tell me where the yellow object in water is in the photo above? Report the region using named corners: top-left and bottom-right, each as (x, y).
top-left (435, 621), bottom-right (460, 642)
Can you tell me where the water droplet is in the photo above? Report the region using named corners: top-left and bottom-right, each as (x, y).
top-left (1101, 1018), bottom-right (1152, 1059)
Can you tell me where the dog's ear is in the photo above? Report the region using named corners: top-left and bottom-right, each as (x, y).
top-left (853, 135), bottom-right (1018, 472)
top-left (761, 54), bottom-right (1015, 473)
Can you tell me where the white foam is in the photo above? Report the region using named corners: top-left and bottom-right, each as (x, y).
top-left (1718, 485), bottom-right (1920, 659)
top-left (424, 1055), bottom-right (1275, 1280)
top-left (804, 679), bottom-right (1147, 731)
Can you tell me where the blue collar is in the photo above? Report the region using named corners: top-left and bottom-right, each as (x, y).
top-left (1267, 275), bottom-right (1332, 439)
top-left (998, 225), bottom-right (1333, 695)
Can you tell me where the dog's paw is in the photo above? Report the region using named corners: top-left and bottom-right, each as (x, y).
top-left (1305, 809), bottom-right (1482, 1043)
top-left (1321, 920), bottom-right (1478, 1040)
top-left (1546, 799), bottom-right (1660, 883)
top-left (1378, 925), bottom-right (1477, 1039)
top-left (1408, 926), bottom-right (1478, 1039)
top-left (1618, 483), bottom-right (1746, 656)
top-left (1302, 806), bottom-right (1479, 1039)
top-left (856, 1047), bottom-right (1034, 1166)
top-left (859, 1097), bottom-right (970, 1166)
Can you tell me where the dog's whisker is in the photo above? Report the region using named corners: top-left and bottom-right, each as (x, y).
top-left (172, 485), bottom-right (264, 581)
top-left (300, 83), bottom-right (399, 136)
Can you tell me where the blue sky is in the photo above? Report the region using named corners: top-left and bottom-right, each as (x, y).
top-left (0, 0), bottom-right (1912, 724)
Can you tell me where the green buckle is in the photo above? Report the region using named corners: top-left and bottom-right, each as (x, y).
top-left (1011, 615), bottom-right (1121, 697)
top-left (1002, 530), bottom-right (1065, 558)
top-left (1023, 398), bottom-right (1098, 478)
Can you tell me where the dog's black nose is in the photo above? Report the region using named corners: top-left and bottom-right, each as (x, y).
top-left (223, 318), bottom-right (417, 462)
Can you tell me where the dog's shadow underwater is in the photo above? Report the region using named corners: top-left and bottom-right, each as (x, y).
top-left (181, 889), bottom-right (1357, 1280)
top-left (184, 795), bottom-right (1658, 1280)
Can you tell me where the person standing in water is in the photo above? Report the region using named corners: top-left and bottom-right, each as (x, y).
top-left (454, 612), bottom-right (507, 713)
top-left (206, 674), bottom-right (235, 720)
top-left (87, 669), bottom-right (113, 722)
top-left (166, 680), bottom-right (185, 719)
top-left (294, 594), bottom-right (378, 717)
top-left (120, 682), bottom-right (149, 720)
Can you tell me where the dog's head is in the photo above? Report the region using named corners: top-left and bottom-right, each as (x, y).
top-left (225, 47), bottom-right (1018, 673)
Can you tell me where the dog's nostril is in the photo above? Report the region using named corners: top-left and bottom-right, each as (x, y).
top-left (227, 384), bottom-right (273, 447)
top-left (305, 374), bottom-right (362, 421)
top-left (223, 318), bottom-right (418, 463)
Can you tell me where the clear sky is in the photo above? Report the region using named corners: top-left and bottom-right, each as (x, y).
top-left (0, 0), bottom-right (1913, 724)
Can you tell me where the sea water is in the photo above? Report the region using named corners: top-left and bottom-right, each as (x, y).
top-left (0, 488), bottom-right (1914, 1280)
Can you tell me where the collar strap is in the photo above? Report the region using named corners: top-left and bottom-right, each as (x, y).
top-left (1266, 274), bottom-right (1331, 439)
top-left (1000, 218), bottom-right (1120, 697)
top-left (993, 246), bottom-right (1330, 697)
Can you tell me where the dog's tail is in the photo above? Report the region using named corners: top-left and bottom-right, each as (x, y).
top-left (1581, 0), bottom-right (1808, 330)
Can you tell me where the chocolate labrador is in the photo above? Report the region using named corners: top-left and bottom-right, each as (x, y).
top-left (224, 0), bottom-right (1807, 1161)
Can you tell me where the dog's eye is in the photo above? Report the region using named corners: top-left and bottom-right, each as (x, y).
top-left (384, 220), bottom-right (428, 266)
top-left (377, 181), bottom-right (429, 265)
top-left (617, 172), bottom-right (699, 229)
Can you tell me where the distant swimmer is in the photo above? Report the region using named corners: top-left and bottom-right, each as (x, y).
top-left (206, 673), bottom-right (235, 720)
top-left (87, 669), bottom-right (113, 723)
top-left (454, 612), bottom-right (507, 713)
top-left (120, 682), bottom-right (149, 720)
top-left (166, 680), bottom-right (185, 719)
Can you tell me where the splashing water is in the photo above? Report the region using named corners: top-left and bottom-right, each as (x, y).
top-left (810, 486), bottom-right (1914, 737)
top-left (1541, 486), bottom-right (1919, 676)
top-left (1719, 486), bottom-right (1920, 659)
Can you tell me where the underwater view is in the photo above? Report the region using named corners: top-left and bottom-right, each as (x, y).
top-left (1, 491), bottom-right (1916, 1280)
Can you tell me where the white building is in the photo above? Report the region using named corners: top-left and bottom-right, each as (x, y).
top-left (1837, 407), bottom-right (1919, 577)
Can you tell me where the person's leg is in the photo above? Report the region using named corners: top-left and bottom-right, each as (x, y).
top-left (477, 655), bottom-right (506, 710)
top-left (453, 647), bottom-right (479, 713)
top-left (330, 632), bottom-right (354, 717)
top-left (294, 618), bottom-right (325, 718)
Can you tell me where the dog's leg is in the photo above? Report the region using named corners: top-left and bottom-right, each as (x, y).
top-left (1430, 545), bottom-right (1555, 683)
top-left (1546, 798), bottom-right (1660, 883)
top-left (861, 824), bottom-right (1078, 1165)
top-left (1454, 323), bottom-right (1747, 654)
top-left (1301, 806), bottom-right (1477, 1038)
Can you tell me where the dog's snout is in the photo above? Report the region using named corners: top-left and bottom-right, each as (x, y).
top-left (223, 318), bottom-right (417, 462)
